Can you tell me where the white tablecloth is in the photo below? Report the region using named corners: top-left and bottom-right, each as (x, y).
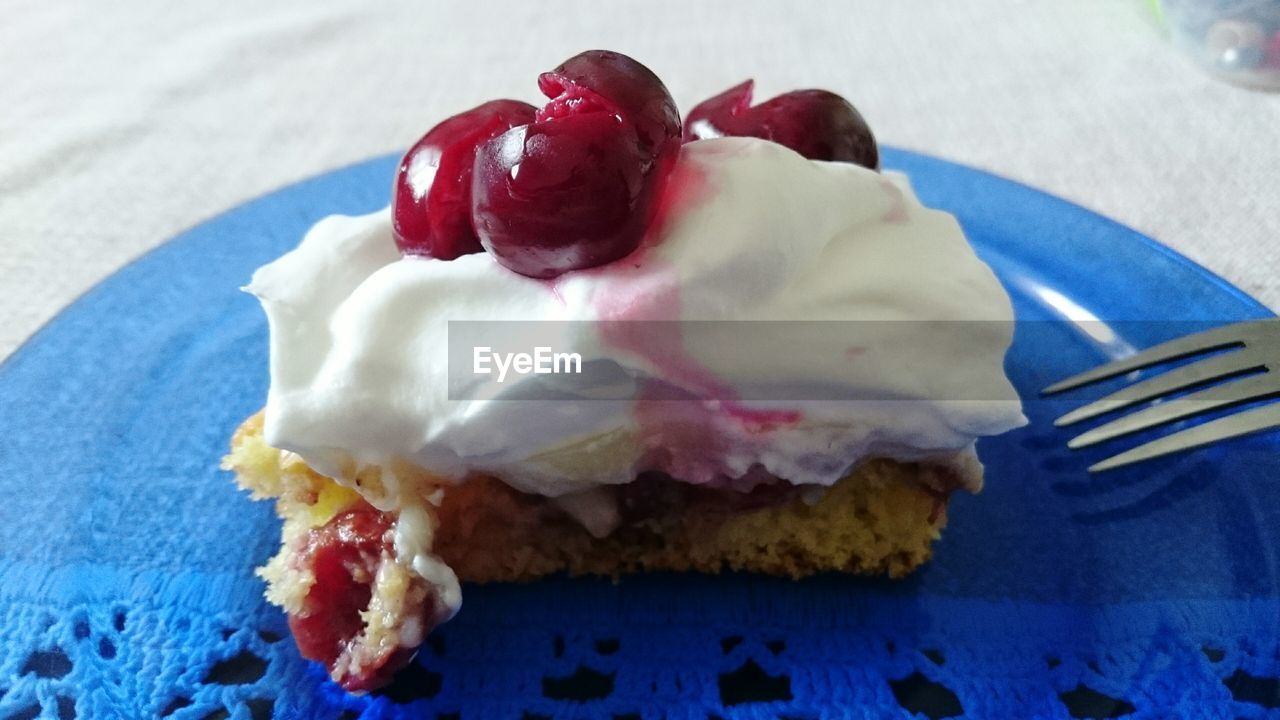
top-left (4, 0), bottom-right (1278, 361)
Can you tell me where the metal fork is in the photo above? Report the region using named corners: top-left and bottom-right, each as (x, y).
top-left (1042, 318), bottom-right (1280, 472)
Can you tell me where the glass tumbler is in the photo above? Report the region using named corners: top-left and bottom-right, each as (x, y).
top-left (1160, 0), bottom-right (1280, 90)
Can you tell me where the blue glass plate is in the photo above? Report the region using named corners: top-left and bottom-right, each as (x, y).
top-left (1, 149), bottom-right (1277, 720)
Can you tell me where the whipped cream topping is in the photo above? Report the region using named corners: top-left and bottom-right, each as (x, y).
top-left (249, 138), bottom-right (1024, 507)
top-left (393, 502), bottom-right (461, 618)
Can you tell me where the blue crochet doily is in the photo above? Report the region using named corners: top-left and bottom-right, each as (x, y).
top-left (1, 149), bottom-right (1277, 720)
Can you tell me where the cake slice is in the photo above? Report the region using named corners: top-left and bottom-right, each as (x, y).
top-left (223, 412), bottom-right (972, 690)
top-left (228, 411), bottom-right (970, 583)
top-left (224, 50), bottom-right (1024, 691)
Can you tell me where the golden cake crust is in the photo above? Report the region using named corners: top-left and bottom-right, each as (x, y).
top-left (224, 412), bottom-right (955, 586)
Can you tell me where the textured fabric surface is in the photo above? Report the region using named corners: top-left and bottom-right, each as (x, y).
top-left (3, 0), bottom-right (1280, 363)
top-left (1, 149), bottom-right (1277, 719)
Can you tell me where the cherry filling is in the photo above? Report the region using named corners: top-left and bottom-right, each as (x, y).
top-left (684, 80), bottom-right (880, 170)
top-left (288, 504), bottom-right (432, 693)
top-left (615, 471), bottom-right (812, 526)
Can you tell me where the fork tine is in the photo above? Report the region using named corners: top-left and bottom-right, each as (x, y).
top-left (1041, 322), bottom-right (1255, 396)
top-left (1089, 402), bottom-right (1280, 472)
top-left (1053, 350), bottom-right (1263, 427)
top-left (1067, 371), bottom-right (1280, 448)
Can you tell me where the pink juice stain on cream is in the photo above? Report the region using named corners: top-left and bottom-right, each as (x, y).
top-left (561, 159), bottom-right (803, 485)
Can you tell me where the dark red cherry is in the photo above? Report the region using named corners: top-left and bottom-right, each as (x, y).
top-left (471, 50), bottom-right (681, 279)
top-left (536, 50), bottom-right (681, 159)
top-left (287, 503), bottom-right (434, 692)
top-left (393, 100), bottom-right (536, 259)
top-left (684, 80), bottom-right (879, 170)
